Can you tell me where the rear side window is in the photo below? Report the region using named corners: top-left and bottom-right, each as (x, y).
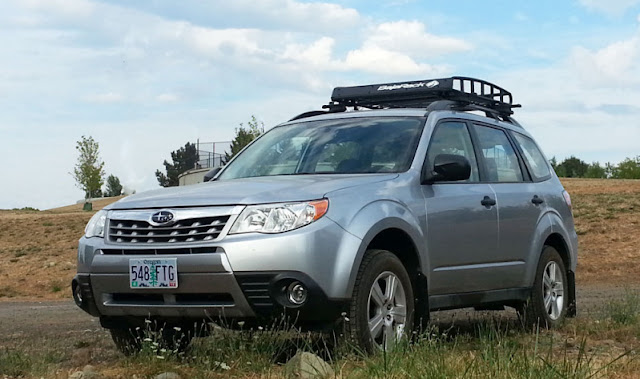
top-left (512, 132), bottom-right (551, 180)
top-left (426, 121), bottom-right (479, 182)
top-left (473, 124), bottom-right (523, 182)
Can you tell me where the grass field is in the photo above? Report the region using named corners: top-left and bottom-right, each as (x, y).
top-left (0, 179), bottom-right (639, 378)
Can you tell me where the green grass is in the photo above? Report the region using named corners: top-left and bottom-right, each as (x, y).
top-left (606, 289), bottom-right (640, 326)
top-left (10, 206), bottom-right (40, 212)
top-left (1, 307), bottom-right (639, 378)
top-left (98, 315), bottom-right (639, 378)
top-left (0, 348), bottom-right (64, 377)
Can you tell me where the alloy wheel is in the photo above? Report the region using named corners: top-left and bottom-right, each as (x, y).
top-left (542, 261), bottom-right (564, 320)
top-left (367, 271), bottom-right (407, 350)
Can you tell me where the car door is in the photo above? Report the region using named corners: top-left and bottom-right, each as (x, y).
top-left (471, 123), bottom-right (544, 289)
top-left (422, 120), bottom-right (499, 295)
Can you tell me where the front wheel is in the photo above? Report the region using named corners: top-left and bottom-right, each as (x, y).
top-left (345, 249), bottom-right (414, 353)
top-left (109, 323), bottom-right (193, 356)
top-left (520, 246), bottom-right (568, 328)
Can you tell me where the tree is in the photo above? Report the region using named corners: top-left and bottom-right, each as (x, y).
top-left (155, 142), bottom-right (199, 187)
top-left (104, 174), bottom-right (123, 197)
top-left (72, 136), bottom-right (105, 199)
top-left (555, 156), bottom-right (588, 178)
top-left (585, 162), bottom-right (606, 178)
top-left (549, 156), bottom-right (558, 170)
top-left (605, 162), bottom-right (617, 178)
top-left (613, 156), bottom-right (640, 179)
top-left (224, 115), bottom-right (264, 162)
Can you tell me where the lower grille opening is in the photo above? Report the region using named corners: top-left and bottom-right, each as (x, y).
top-left (175, 293), bottom-right (233, 305)
top-left (108, 293), bottom-right (234, 306)
top-left (111, 293), bottom-right (164, 304)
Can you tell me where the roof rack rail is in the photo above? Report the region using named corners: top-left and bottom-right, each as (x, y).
top-left (328, 76), bottom-right (521, 119)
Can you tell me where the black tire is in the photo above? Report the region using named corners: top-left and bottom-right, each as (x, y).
top-left (161, 325), bottom-right (193, 353)
top-left (109, 327), bottom-right (143, 356)
top-left (520, 246), bottom-right (569, 329)
top-left (109, 324), bottom-right (193, 356)
top-left (344, 249), bottom-right (414, 353)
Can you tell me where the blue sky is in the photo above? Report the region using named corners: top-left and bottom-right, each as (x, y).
top-left (1, 0), bottom-right (640, 209)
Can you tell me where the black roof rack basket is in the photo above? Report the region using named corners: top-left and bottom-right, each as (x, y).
top-left (328, 76), bottom-right (521, 119)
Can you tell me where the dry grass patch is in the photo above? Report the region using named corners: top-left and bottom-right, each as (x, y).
top-left (0, 196), bottom-right (123, 301)
top-left (562, 179), bottom-right (640, 285)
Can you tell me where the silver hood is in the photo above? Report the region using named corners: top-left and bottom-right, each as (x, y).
top-left (106, 174), bottom-right (398, 210)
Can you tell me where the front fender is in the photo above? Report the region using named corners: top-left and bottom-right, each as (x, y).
top-left (328, 199), bottom-right (426, 296)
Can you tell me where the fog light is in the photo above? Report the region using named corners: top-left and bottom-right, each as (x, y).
top-left (287, 282), bottom-right (307, 305)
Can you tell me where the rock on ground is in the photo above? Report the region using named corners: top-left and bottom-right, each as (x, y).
top-left (68, 365), bottom-right (102, 379)
top-left (155, 373), bottom-right (181, 379)
top-left (284, 351), bottom-right (334, 378)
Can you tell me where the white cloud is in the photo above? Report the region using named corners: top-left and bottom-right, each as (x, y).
top-left (22, 0), bottom-right (94, 19)
top-left (282, 37), bottom-right (336, 67)
top-left (494, 25), bottom-right (640, 163)
top-left (85, 92), bottom-right (124, 103)
top-left (344, 46), bottom-right (448, 76)
top-left (514, 12), bottom-right (529, 22)
top-left (156, 93), bottom-right (179, 103)
top-left (363, 21), bottom-right (472, 60)
top-left (568, 25), bottom-right (640, 86)
top-left (235, 0), bottom-right (361, 31)
top-left (12, 0), bottom-right (640, 210)
top-left (578, 0), bottom-right (640, 15)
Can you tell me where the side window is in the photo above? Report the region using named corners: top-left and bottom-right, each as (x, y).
top-left (425, 121), bottom-right (479, 182)
top-left (473, 124), bottom-right (524, 182)
top-left (512, 132), bottom-right (551, 180)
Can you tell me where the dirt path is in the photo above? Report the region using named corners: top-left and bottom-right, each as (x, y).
top-left (0, 283), bottom-right (634, 350)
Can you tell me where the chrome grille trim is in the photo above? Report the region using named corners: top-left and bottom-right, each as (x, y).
top-left (107, 206), bottom-right (243, 245)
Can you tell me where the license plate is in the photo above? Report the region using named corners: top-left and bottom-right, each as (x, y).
top-left (129, 258), bottom-right (178, 289)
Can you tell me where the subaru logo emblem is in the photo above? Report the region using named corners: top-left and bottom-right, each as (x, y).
top-left (151, 210), bottom-right (174, 225)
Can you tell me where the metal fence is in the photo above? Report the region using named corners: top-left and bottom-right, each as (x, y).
top-left (194, 141), bottom-right (231, 170)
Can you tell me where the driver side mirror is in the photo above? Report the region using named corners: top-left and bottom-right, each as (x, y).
top-left (423, 154), bottom-right (471, 184)
top-left (203, 167), bottom-right (222, 182)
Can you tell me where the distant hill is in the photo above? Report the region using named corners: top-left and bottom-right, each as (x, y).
top-left (47, 196), bottom-right (126, 213)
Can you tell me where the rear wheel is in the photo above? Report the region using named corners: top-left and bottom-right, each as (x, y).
top-left (345, 249), bottom-right (414, 353)
top-left (520, 246), bottom-right (568, 328)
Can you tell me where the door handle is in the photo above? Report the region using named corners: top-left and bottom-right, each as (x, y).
top-left (481, 196), bottom-right (496, 207)
top-left (531, 195), bottom-right (544, 205)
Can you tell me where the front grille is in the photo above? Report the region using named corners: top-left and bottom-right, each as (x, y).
top-left (101, 247), bottom-right (217, 255)
top-left (108, 216), bottom-right (230, 244)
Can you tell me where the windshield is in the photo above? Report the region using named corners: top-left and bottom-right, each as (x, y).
top-left (218, 116), bottom-right (425, 180)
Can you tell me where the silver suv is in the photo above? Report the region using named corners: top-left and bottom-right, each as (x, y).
top-left (72, 77), bottom-right (578, 353)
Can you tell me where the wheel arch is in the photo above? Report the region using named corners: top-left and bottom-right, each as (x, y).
top-left (345, 218), bottom-right (429, 323)
top-left (527, 211), bottom-right (577, 317)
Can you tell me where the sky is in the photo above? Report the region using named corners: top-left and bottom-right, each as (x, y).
top-left (1, 0), bottom-right (640, 209)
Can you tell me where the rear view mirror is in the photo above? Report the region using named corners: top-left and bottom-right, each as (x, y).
top-left (203, 167), bottom-right (222, 182)
top-left (424, 154), bottom-right (471, 183)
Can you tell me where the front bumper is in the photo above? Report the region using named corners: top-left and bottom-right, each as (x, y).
top-left (72, 269), bottom-right (348, 324)
top-left (73, 216), bottom-right (358, 324)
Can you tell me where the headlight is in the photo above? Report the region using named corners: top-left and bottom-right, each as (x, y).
top-left (229, 199), bottom-right (329, 234)
top-left (85, 210), bottom-right (107, 238)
